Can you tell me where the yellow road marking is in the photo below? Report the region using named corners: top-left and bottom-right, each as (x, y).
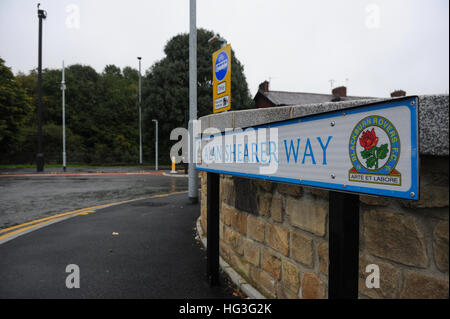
top-left (75, 210), bottom-right (96, 215)
top-left (0, 191), bottom-right (188, 242)
top-left (0, 211), bottom-right (78, 235)
top-left (0, 219), bottom-right (63, 241)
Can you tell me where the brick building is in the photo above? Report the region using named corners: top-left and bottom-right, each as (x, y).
top-left (253, 80), bottom-right (406, 108)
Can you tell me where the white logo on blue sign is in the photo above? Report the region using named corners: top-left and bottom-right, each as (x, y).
top-left (214, 51), bottom-right (229, 82)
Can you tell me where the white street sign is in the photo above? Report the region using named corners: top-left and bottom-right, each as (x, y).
top-left (196, 97), bottom-right (419, 200)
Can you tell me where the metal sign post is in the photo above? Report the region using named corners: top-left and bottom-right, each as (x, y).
top-left (206, 172), bottom-right (220, 286)
top-left (328, 191), bottom-right (360, 299)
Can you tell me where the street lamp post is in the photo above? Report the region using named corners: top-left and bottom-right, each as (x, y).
top-left (138, 57), bottom-right (143, 165)
top-left (152, 119), bottom-right (158, 171)
top-left (36, 4), bottom-right (47, 172)
top-left (61, 60), bottom-right (67, 172)
top-left (188, 0), bottom-right (198, 203)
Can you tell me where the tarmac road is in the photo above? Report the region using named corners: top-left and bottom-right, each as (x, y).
top-left (0, 192), bottom-right (237, 299)
top-left (0, 168), bottom-right (189, 229)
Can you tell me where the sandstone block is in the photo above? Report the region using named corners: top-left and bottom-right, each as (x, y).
top-left (400, 272), bottom-right (449, 299)
top-left (301, 273), bottom-right (326, 299)
top-left (364, 209), bottom-right (428, 267)
top-left (277, 183), bottom-right (303, 198)
top-left (287, 196), bottom-right (327, 236)
top-left (231, 210), bottom-right (247, 235)
top-left (291, 231), bottom-right (313, 267)
top-left (317, 241), bottom-right (329, 275)
top-left (250, 267), bottom-right (276, 298)
top-left (281, 259), bottom-right (300, 292)
top-left (261, 248), bottom-right (281, 280)
top-left (247, 215), bottom-right (265, 242)
top-left (244, 238), bottom-right (260, 266)
top-left (434, 221), bottom-right (449, 272)
top-left (265, 223), bottom-right (290, 256)
top-left (270, 193), bottom-right (283, 222)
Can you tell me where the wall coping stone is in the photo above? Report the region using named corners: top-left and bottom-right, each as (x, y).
top-left (199, 95), bottom-right (449, 156)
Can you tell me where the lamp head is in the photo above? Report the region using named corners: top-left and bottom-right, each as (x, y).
top-left (37, 4), bottom-right (47, 19)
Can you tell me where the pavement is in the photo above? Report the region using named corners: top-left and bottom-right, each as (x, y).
top-left (0, 192), bottom-right (238, 299)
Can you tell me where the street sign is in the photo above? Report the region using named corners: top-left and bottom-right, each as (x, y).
top-left (212, 44), bottom-right (231, 114)
top-left (196, 97), bottom-right (419, 200)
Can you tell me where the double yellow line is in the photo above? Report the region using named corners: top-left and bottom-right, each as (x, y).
top-left (0, 191), bottom-right (188, 243)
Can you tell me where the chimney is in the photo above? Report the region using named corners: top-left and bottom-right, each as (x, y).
top-left (390, 90), bottom-right (406, 98)
top-left (259, 81), bottom-right (269, 93)
top-left (332, 86), bottom-right (347, 98)
top-left (331, 86), bottom-right (346, 101)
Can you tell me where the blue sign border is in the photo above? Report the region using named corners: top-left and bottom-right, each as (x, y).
top-left (196, 97), bottom-right (419, 200)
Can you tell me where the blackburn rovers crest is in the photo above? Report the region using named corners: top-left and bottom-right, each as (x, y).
top-left (349, 115), bottom-right (401, 186)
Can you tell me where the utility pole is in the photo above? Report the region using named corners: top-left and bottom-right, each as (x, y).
top-left (36, 4), bottom-right (47, 172)
top-left (188, 0), bottom-right (198, 203)
top-left (61, 60), bottom-right (67, 172)
top-left (138, 57), bottom-right (143, 165)
top-left (152, 119), bottom-right (158, 171)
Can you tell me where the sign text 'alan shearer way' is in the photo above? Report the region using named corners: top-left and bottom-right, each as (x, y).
top-left (195, 97), bottom-right (419, 200)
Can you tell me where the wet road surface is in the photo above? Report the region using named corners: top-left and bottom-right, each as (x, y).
top-left (0, 168), bottom-right (189, 229)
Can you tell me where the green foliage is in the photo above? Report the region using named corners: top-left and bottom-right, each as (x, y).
top-left (142, 28), bottom-right (254, 163)
top-left (0, 29), bottom-right (254, 165)
top-left (0, 58), bottom-right (32, 155)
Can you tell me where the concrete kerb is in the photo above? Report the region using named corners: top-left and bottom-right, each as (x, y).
top-left (195, 217), bottom-right (266, 299)
top-left (162, 172), bottom-right (188, 178)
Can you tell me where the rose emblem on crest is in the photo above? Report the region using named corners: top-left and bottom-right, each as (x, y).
top-left (359, 128), bottom-right (389, 170)
top-left (348, 115), bottom-right (401, 186)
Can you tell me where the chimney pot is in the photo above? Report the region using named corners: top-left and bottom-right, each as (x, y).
top-left (390, 90), bottom-right (406, 97)
top-left (259, 81), bottom-right (269, 93)
top-left (332, 86), bottom-right (347, 98)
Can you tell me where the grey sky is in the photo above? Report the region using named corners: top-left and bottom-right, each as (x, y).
top-left (1, 0), bottom-right (448, 98)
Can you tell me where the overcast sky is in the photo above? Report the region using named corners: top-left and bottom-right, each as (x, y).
top-left (1, 0), bottom-right (448, 98)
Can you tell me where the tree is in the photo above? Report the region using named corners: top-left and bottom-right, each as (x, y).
top-left (142, 28), bottom-right (254, 164)
top-left (0, 58), bottom-right (32, 158)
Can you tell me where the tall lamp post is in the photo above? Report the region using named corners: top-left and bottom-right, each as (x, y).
top-left (152, 119), bottom-right (158, 171)
top-left (36, 4), bottom-right (47, 172)
top-left (188, 0), bottom-right (198, 203)
top-left (61, 61), bottom-right (67, 172)
top-left (137, 57), bottom-right (143, 165)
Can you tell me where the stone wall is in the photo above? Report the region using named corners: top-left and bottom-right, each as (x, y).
top-left (198, 95), bottom-right (449, 299)
top-left (199, 155), bottom-right (449, 299)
